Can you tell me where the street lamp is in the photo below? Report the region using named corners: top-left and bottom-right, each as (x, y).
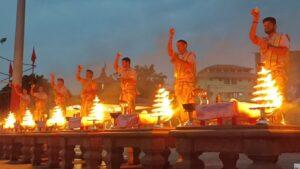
top-left (0, 37), bottom-right (7, 44)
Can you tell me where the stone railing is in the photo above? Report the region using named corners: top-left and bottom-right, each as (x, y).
top-left (0, 126), bottom-right (300, 169)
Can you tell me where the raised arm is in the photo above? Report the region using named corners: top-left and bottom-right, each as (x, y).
top-left (114, 52), bottom-right (122, 73)
top-left (50, 73), bottom-right (55, 88)
top-left (249, 8), bottom-right (261, 45)
top-left (30, 84), bottom-right (35, 97)
top-left (167, 27), bottom-right (193, 67)
top-left (76, 65), bottom-right (84, 83)
top-left (167, 27), bottom-right (176, 59)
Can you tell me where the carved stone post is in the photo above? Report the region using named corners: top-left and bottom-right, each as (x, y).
top-left (47, 137), bottom-right (61, 168)
top-left (174, 139), bottom-right (204, 169)
top-left (140, 139), bottom-right (166, 169)
top-left (219, 152), bottom-right (239, 169)
top-left (83, 137), bottom-right (102, 169)
top-left (102, 139), bottom-right (123, 169)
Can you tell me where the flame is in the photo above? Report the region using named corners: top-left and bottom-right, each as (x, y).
top-left (4, 112), bottom-right (16, 129)
top-left (151, 88), bottom-right (173, 122)
top-left (232, 100), bottom-right (261, 118)
top-left (46, 106), bottom-right (66, 127)
top-left (66, 105), bottom-right (81, 117)
top-left (252, 67), bottom-right (283, 114)
top-left (21, 109), bottom-right (36, 128)
top-left (81, 96), bottom-right (105, 126)
top-left (139, 110), bottom-right (157, 124)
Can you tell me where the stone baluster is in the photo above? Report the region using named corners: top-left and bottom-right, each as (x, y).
top-left (103, 146), bottom-right (124, 169)
top-left (140, 139), bottom-right (166, 169)
top-left (0, 142), bottom-right (4, 159)
top-left (247, 154), bottom-right (281, 169)
top-left (83, 137), bottom-right (102, 169)
top-left (174, 139), bottom-right (204, 169)
top-left (47, 137), bottom-right (61, 168)
top-left (60, 140), bottom-right (75, 169)
top-left (245, 140), bottom-right (281, 169)
top-left (19, 138), bottom-right (33, 163)
top-left (2, 143), bottom-right (10, 159)
top-left (219, 152), bottom-right (239, 169)
top-left (162, 148), bottom-right (171, 169)
top-left (31, 138), bottom-right (43, 166)
top-left (9, 140), bottom-right (22, 162)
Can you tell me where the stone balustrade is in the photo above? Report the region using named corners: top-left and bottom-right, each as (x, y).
top-left (0, 125), bottom-right (300, 169)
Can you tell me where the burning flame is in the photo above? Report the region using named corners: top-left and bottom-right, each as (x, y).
top-left (252, 67), bottom-right (283, 114)
top-left (151, 88), bottom-right (173, 122)
top-left (21, 109), bottom-right (36, 128)
top-left (81, 96), bottom-right (105, 126)
top-left (46, 106), bottom-right (66, 127)
top-left (4, 112), bottom-right (16, 129)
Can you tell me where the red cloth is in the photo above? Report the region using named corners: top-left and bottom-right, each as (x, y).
top-left (31, 47), bottom-right (37, 64)
top-left (196, 101), bottom-right (238, 120)
top-left (68, 117), bottom-right (81, 129)
top-left (116, 114), bottom-right (139, 128)
top-left (9, 62), bottom-right (13, 77)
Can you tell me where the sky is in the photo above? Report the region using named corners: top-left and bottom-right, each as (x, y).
top-left (0, 0), bottom-right (300, 94)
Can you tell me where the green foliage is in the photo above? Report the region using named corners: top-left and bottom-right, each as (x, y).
top-left (0, 84), bottom-right (11, 115)
top-left (0, 74), bottom-right (52, 114)
top-left (98, 75), bottom-right (120, 104)
top-left (135, 64), bottom-right (167, 101)
top-left (98, 64), bottom-right (167, 104)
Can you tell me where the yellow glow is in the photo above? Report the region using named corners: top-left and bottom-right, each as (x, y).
top-left (66, 104), bottom-right (149, 117)
top-left (21, 109), bottom-right (36, 128)
top-left (252, 67), bottom-right (283, 114)
top-left (81, 96), bottom-right (104, 126)
top-left (139, 110), bottom-right (157, 124)
top-left (233, 100), bottom-right (261, 118)
top-left (151, 88), bottom-right (174, 122)
top-left (4, 112), bottom-right (16, 129)
top-left (46, 106), bottom-right (66, 127)
top-left (66, 105), bottom-right (81, 117)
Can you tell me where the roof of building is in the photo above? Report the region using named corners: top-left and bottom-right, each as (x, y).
top-left (198, 64), bottom-right (255, 79)
top-left (200, 64), bottom-right (253, 72)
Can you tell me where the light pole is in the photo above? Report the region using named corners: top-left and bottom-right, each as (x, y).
top-left (10, 0), bottom-right (26, 112)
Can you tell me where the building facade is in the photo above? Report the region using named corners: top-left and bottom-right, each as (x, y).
top-left (197, 65), bottom-right (256, 103)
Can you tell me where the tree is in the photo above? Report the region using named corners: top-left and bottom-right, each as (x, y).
top-left (97, 64), bottom-right (167, 104)
top-left (0, 85), bottom-right (11, 115)
top-left (0, 74), bottom-right (52, 115)
top-left (135, 64), bottom-right (167, 103)
top-left (98, 74), bottom-right (120, 104)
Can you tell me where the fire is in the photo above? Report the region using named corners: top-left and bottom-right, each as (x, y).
top-left (4, 112), bottom-right (16, 129)
top-left (139, 110), bottom-right (157, 124)
top-left (21, 109), bottom-right (36, 128)
top-left (46, 106), bottom-right (66, 127)
top-left (151, 88), bottom-right (173, 122)
top-left (81, 96), bottom-right (105, 126)
top-left (252, 66), bottom-right (283, 114)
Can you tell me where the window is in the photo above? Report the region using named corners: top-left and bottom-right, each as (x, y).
top-left (231, 79), bottom-right (237, 84)
top-left (224, 79), bottom-right (230, 84)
